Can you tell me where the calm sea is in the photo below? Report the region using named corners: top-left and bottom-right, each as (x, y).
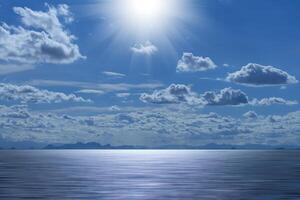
top-left (0, 150), bottom-right (299, 199)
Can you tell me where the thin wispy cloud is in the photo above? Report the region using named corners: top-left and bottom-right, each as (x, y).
top-left (28, 80), bottom-right (163, 92)
top-left (76, 89), bottom-right (105, 95)
top-left (102, 71), bottom-right (126, 77)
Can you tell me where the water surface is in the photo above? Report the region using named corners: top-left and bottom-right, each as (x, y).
top-left (0, 150), bottom-right (299, 199)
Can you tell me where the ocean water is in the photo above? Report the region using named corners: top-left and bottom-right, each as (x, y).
top-left (0, 150), bottom-right (300, 200)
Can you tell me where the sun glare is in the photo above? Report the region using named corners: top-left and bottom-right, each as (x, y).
top-left (129, 0), bottom-right (165, 20)
top-left (117, 0), bottom-right (174, 31)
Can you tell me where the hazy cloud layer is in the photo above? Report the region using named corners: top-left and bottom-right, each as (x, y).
top-left (227, 63), bottom-right (298, 86)
top-left (0, 83), bottom-right (90, 104)
top-left (131, 41), bottom-right (158, 55)
top-left (76, 89), bottom-right (105, 95)
top-left (177, 53), bottom-right (217, 72)
top-left (116, 93), bottom-right (130, 98)
top-left (0, 4), bottom-right (84, 74)
top-left (29, 80), bottom-right (164, 93)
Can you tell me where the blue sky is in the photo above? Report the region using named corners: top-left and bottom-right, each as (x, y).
top-left (0, 0), bottom-right (300, 147)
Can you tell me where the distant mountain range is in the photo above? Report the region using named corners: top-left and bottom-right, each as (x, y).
top-left (0, 141), bottom-right (299, 150)
top-left (41, 142), bottom-right (300, 150)
top-left (44, 142), bottom-right (146, 150)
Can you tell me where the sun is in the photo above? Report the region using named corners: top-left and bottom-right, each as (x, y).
top-left (128, 0), bottom-right (165, 21)
top-left (91, 0), bottom-right (192, 41)
top-left (116, 0), bottom-right (172, 31)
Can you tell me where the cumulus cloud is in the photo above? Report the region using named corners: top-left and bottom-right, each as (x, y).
top-left (201, 87), bottom-right (248, 106)
top-left (227, 63), bottom-right (298, 86)
top-left (140, 84), bottom-right (248, 106)
top-left (0, 105), bottom-right (31, 119)
top-left (253, 97), bottom-right (297, 106)
top-left (140, 84), bottom-right (297, 107)
top-left (243, 111), bottom-right (258, 119)
top-left (140, 84), bottom-right (203, 105)
top-left (131, 41), bottom-right (158, 55)
top-left (0, 4), bottom-right (84, 74)
top-left (55, 4), bottom-right (74, 23)
top-left (0, 83), bottom-right (90, 104)
top-left (177, 53), bottom-right (217, 72)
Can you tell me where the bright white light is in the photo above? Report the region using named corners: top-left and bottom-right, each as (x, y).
top-left (117, 0), bottom-right (172, 30)
top-left (129, 0), bottom-right (165, 20)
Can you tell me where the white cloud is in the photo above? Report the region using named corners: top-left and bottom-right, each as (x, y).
top-left (0, 83), bottom-right (91, 104)
top-left (140, 84), bottom-right (203, 105)
top-left (29, 80), bottom-right (164, 93)
top-left (76, 89), bottom-right (105, 95)
top-left (131, 41), bottom-right (158, 55)
top-left (243, 111), bottom-right (258, 119)
top-left (55, 4), bottom-right (74, 23)
top-left (201, 87), bottom-right (248, 106)
top-left (2, 105), bottom-right (300, 147)
top-left (140, 85), bottom-right (248, 106)
top-left (227, 63), bottom-right (298, 86)
top-left (116, 93), bottom-right (130, 98)
top-left (0, 4), bottom-right (84, 74)
top-left (102, 71), bottom-right (126, 77)
top-left (109, 105), bottom-right (121, 111)
top-left (177, 53), bottom-right (217, 72)
top-left (140, 84), bottom-right (296, 107)
top-left (252, 97), bottom-right (297, 106)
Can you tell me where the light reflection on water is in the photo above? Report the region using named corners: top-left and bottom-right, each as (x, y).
top-left (0, 150), bottom-right (300, 199)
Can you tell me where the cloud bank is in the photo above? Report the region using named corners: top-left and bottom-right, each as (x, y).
top-left (2, 105), bottom-right (300, 147)
top-left (0, 83), bottom-right (90, 104)
top-left (140, 84), bottom-right (296, 106)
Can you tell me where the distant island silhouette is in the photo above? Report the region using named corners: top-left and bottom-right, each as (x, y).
top-left (44, 142), bottom-right (146, 150)
top-left (0, 141), bottom-right (299, 150)
top-left (40, 142), bottom-right (299, 150)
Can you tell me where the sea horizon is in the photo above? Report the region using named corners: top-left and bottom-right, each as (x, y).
top-left (1, 0), bottom-right (300, 198)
